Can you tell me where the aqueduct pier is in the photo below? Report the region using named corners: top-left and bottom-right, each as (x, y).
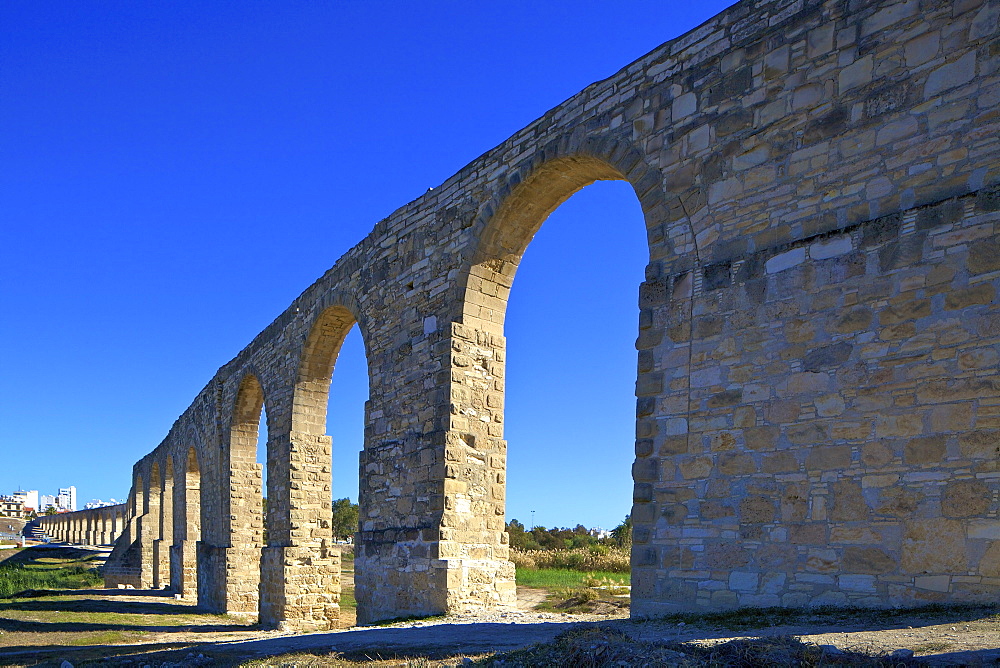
top-left (79, 0), bottom-right (1000, 630)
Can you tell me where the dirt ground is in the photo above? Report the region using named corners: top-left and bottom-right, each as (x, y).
top-left (4, 547), bottom-right (1000, 666)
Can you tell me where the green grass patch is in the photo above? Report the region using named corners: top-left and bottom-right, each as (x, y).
top-left (911, 641), bottom-right (952, 653)
top-left (67, 630), bottom-right (147, 646)
top-left (0, 564), bottom-right (102, 597)
top-left (515, 568), bottom-right (628, 589)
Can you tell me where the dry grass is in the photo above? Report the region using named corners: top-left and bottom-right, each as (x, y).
top-left (477, 626), bottom-right (922, 667)
top-left (509, 547), bottom-right (629, 573)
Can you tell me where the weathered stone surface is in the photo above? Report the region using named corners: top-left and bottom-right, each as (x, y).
top-left (904, 436), bottom-right (946, 465)
top-left (941, 480), bottom-right (991, 518)
top-left (902, 519), bottom-right (967, 574)
top-left (831, 481), bottom-right (869, 522)
top-left (803, 342), bottom-right (853, 372)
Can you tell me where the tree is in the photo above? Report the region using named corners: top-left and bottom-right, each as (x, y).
top-left (331, 497), bottom-right (359, 542)
top-left (611, 514), bottom-right (632, 548)
top-left (44, 506), bottom-right (57, 516)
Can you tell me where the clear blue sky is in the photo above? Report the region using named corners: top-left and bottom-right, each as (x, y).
top-left (1, 1), bottom-right (734, 529)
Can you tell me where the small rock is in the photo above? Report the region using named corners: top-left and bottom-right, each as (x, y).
top-left (60, 661), bottom-right (74, 668)
top-left (677, 621), bottom-right (685, 626)
top-left (819, 644), bottom-right (843, 655)
top-left (891, 648), bottom-right (915, 659)
top-left (462, 659), bottom-right (473, 666)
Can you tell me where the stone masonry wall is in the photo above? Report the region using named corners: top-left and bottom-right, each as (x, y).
top-left (98, 0), bottom-right (1000, 629)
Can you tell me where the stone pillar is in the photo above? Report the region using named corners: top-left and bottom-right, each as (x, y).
top-left (356, 323), bottom-right (515, 624)
top-left (154, 468), bottom-right (174, 590)
top-left (172, 451), bottom-right (201, 598)
top-left (200, 446), bottom-right (262, 614)
top-left (259, 430), bottom-right (339, 631)
top-left (137, 484), bottom-right (155, 588)
top-left (115, 506), bottom-right (125, 542)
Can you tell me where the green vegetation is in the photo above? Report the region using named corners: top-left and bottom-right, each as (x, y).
top-left (67, 630), bottom-right (147, 646)
top-left (511, 545), bottom-right (629, 573)
top-left (515, 568), bottom-right (628, 589)
top-left (505, 514), bottom-right (631, 552)
top-left (0, 556), bottom-right (102, 598)
top-left (340, 548), bottom-right (356, 611)
top-left (332, 497), bottom-right (359, 541)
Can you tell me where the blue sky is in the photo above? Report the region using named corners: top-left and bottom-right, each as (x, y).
top-left (1, 1), bottom-right (733, 529)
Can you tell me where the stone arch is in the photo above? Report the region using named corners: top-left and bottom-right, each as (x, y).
top-left (435, 141), bottom-right (671, 617)
top-left (292, 298), bottom-right (369, 435)
top-left (172, 445), bottom-right (202, 596)
top-left (145, 464), bottom-right (162, 588)
top-left (256, 300), bottom-right (370, 630)
top-left (154, 455), bottom-right (174, 589)
top-left (134, 473), bottom-right (146, 517)
top-left (213, 372), bottom-right (269, 613)
top-left (457, 137), bottom-right (672, 334)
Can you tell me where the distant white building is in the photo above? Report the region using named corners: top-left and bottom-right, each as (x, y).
top-left (589, 527), bottom-right (612, 539)
top-left (39, 494), bottom-right (58, 512)
top-left (84, 499), bottom-right (119, 509)
top-left (11, 490), bottom-right (38, 513)
top-left (57, 486), bottom-right (77, 512)
top-left (0, 496), bottom-right (25, 518)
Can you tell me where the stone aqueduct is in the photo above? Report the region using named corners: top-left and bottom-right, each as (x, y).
top-left (49, 0), bottom-right (1000, 631)
top-left (37, 505), bottom-right (126, 546)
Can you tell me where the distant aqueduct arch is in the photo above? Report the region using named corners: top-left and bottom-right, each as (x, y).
top-left (55, 0), bottom-right (1000, 630)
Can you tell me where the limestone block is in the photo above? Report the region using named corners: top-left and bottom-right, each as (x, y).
top-left (979, 541), bottom-right (1000, 577)
top-left (925, 52), bottom-right (977, 98)
top-left (839, 56), bottom-right (873, 93)
top-left (904, 31), bottom-right (940, 67)
top-left (831, 481), bottom-right (870, 521)
top-left (766, 248), bottom-right (806, 274)
top-left (945, 283), bottom-right (995, 310)
top-left (740, 496), bottom-right (776, 524)
top-left (902, 519), bottom-right (967, 574)
top-left (842, 546), bottom-right (896, 574)
top-left (941, 479), bottom-right (991, 517)
top-left (960, 431), bottom-right (1000, 459)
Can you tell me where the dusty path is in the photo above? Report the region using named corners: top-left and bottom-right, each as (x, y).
top-left (181, 607), bottom-right (1000, 666)
top-left (4, 548), bottom-right (1000, 666)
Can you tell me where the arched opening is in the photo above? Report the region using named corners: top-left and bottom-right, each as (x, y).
top-left (454, 152), bottom-right (655, 611)
top-left (145, 465), bottom-right (162, 589)
top-left (462, 155), bottom-right (635, 333)
top-left (285, 303), bottom-right (369, 628)
top-left (327, 327), bottom-right (366, 518)
top-left (223, 373), bottom-right (267, 613)
top-left (505, 179), bottom-right (644, 535)
top-left (173, 447), bottom-right (201, 596)
top-left (157, 456), bottom-right (174, 590)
